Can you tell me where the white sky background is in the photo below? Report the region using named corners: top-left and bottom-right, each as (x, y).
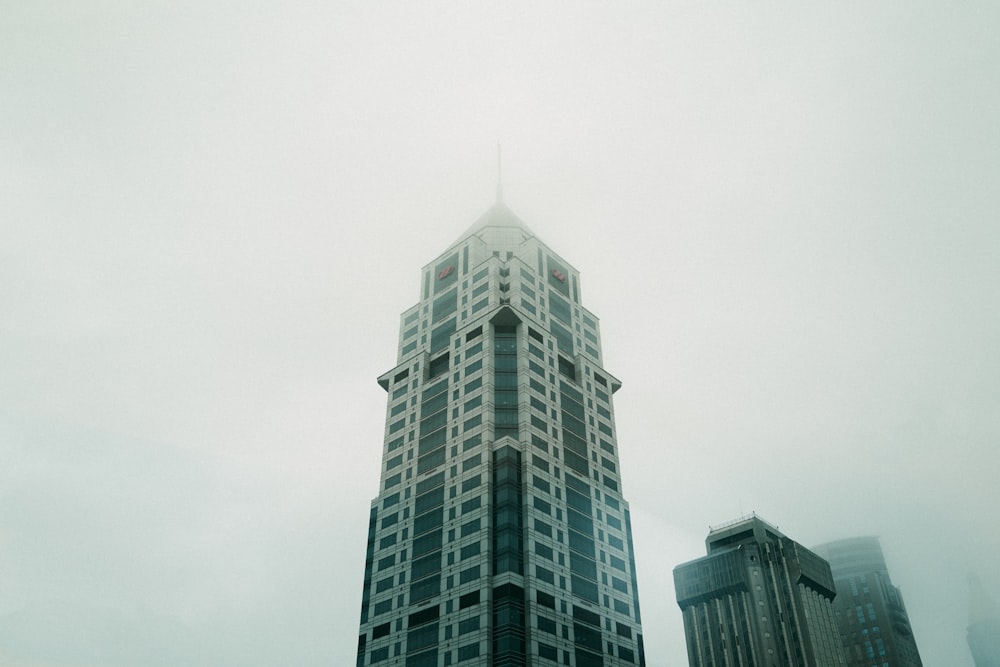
top-left (2, 2), bottom-right (999, 665)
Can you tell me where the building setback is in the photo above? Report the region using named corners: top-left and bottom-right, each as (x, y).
top-left (812, 537), bottom-right (923, 666)
top-left (674, 514), bottom-right (847, 667)
top-left (356, 200), bottom-right (646, 666)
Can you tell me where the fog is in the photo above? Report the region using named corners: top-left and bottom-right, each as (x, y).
top-left (2, 2), bottom-right (999, 665)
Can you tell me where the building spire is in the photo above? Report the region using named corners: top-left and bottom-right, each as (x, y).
top-left (496, 142), bottom-right (503, 204)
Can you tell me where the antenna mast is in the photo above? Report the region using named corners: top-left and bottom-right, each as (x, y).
top-left (496, 143), bottom-right (503, 204)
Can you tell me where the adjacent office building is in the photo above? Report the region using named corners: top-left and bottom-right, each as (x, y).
top-left (674, 514), bottom-right (846, 666)
top-left (356, 199), bottom-right (646, 666)
top-left (812, 537), bottom-right (923, 666)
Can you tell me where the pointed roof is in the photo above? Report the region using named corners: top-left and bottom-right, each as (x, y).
top-left (445, 201), bottom-right (538, 253)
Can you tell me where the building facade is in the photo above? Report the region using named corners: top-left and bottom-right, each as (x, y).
top-left (674, 514), bottom-right (846, 667)
top-left (812, 537), bottom-right (923, 666)
top-left (356, 201), bottom-right (646, 667)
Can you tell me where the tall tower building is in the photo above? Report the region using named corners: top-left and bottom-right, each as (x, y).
top-left (966, 573), bottom-right (1000, 667)
top-left (356, 200), bottom-right (646, 667)
top-left (812, 537), bottom-right (923, 666)
top-left (673, 514), bottom-right (846, 667)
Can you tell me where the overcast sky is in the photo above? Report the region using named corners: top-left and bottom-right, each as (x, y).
top-left (2, 2), bottom-right (999, 665)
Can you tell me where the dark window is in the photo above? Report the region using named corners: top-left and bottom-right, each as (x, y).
top-left (416, 471), bottom-right (445, 495)
top-left (409, 575), bottom-right (440, 602)
top-left (613, 598), bottom-right (630, 616)
top-left (573, 605), bottom-right (601, 627)
top-left (414, 487), bottom-right (445, 514)
top-left (428, 354), bottom-right (449, 379)
top-left (549, 291), bottom-right (571, 325)
top-left (493, 325), bottom-right (519, 439)
top-left (458, 617), bottom-right (480, 635)
top-left (539, 643), bottom-right (558, 660)
top-left (462, 496), bottom-right (481, 513)
top-left (411, 553), bottom-right (442, 580)
top-left (460, 518), bottom-right (481, 537)
top-left (433, 288), bottom-right (458, 323)
top-left (569, 551), bottom-right (597, 580)
top-left (457, 643), bottom-right (480, 661)
top-left (417, 447), bottom-right (445, 474)
top-left (431, 319), bottom-right (455, 354)
top-left (558, 356), bottom-right (576, 380)
top-left (413, 510), bottom-right (443, 536)
top-left (535, 543), bottom-right (554, 560)
top-left (406, 649), bottom-right (438, 667)
top-left (568, 530), bottom-right (595, 557)
top-left (575, 648), bottom-right (603, 667)
top-left (462, 453), bottom-right (481, 472)
top-left (412, 532), bottom-right (443, 558)
top-left (574, 622), bottom-right (602, 651)
top-left (408, 605), bottom-right (440, 628)
top-left (550, 320), bottom-right (573, 354)
top-left (571, 574), bottom-right (599, 603)
top-left (375, 576), bottom-right (393, 593)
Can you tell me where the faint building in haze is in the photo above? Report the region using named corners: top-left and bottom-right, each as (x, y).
top-left (674, 514), bottom-right (846, 666)
top-left (966, 573), bottom-right (1000, 667)
top-left (812, 537), bottom-right (923, 666)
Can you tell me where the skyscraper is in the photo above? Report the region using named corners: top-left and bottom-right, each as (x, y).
top-left (673, 514), bottom-right (846, 667)
top-left (356, 199), bottom-right (646, 667)
top-left (812, 537), bottom-right (923, 666)
top-left (966, 573), bottom-right (1000, 667)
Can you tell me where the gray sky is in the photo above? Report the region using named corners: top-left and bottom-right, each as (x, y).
top-left (2, 2), bottom-right (999, 665)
